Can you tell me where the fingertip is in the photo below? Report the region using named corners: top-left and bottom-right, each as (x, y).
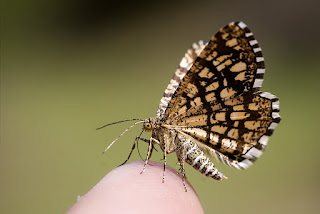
top-left (66, 160), bottom-right (204, 214)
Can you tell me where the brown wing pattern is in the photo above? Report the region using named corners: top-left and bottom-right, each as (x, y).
top-left (161, 21), bottom-right (281, 169)
top-left (175, 92), bottom-right (280, 169)
top-left (162, 22), bottom-right (265, 121)
top-left (157, 40), bottom-right (207, 118)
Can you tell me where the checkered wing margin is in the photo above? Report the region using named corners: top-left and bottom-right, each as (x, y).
top-left (160, 21), bottom-right (281, 169)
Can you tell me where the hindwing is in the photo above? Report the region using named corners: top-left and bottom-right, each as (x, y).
top-left (175, 92), bottom-right (280, 169)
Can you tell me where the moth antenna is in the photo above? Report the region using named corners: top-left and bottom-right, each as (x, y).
top-left (102, 120), bottom-right (145, 154)
top-left (97, 119), bottom-right (144, 130)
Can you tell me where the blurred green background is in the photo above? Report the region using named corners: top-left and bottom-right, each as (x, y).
top-left (1, 0), bottom-right (319, 213)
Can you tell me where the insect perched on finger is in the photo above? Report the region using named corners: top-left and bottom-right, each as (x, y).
top-left (99, 21), bottom-right (281, 191)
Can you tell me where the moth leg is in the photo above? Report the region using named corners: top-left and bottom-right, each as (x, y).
top-left (137, 137), bottom-right (158, 155)
top-left (136, 137), bottom-right (150, 143)
top-left (175, 142), bottom-right (188, 192)
top-left (167, 144), bottom-right (183, 154)
top-left (177, 148), bottom-right (187, 192)
top-left (119, 136), bottom-right (153, 167)
top-left (162, 151), bottom-right (167, 183)
top-left (180, 162), bottom-right (187, 192)
top-left (141, 137), bottom-right (159, 174)
top-left (162, 145), bottom-right (182, 184)
top-left (119, 136), bottom-right (140, 166)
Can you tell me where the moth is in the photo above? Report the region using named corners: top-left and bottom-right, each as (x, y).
top-left (100, 21), bottom-right (281, 191)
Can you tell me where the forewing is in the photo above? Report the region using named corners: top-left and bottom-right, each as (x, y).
top-left (161, 21), bottom-right (265, 121)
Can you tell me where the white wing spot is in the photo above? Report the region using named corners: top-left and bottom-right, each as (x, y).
top-left (245, 32), bottom-right (253, 37)
top-left (259, 135), bottom-right (269, 145)
top-left (257, 68), bottom-right (265, 74)
top-left (249, 40), bottom-right (258, 46)
top-left (238, 22), bottom-right (247, 29)
top-left (256, 57), bottom-right (264, 62)
top-left (253, 79), bottom-right (263, 88)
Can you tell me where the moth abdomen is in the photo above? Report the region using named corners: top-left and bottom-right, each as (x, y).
top-left (182, 138), bottom-right (227, 180)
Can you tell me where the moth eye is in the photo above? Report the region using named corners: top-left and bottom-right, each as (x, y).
top-left (144, 123), bottom-right (152, 130)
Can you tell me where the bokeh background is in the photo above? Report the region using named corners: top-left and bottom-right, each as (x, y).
top-left (1, 0), bottom-right (319, 213)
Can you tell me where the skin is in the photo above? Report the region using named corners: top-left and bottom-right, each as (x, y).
top-left (66, 160), bottom-right (204, 214)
